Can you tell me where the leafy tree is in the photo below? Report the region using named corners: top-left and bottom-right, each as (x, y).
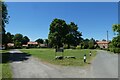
top-left (88, 38), bottom-right (95, 49)
top-left (35, 38), bottom-right (44, 44)
top-left (14, 41), bottom-right (21, 48)
top-left (6, 32), bottom-right (14, 43)
top-left (111, 36), bottom-right (120, 48)
top-left (48, 18), bottom-right (68, 48)
top-left (13, 34), bottom-right (23, 47)
top-left (82, 38), bottom-right (89, 49)
top-left (113, 24), bottom-right (120, 35)
top-left (13, 34), bottom-right (23, 42)
top-left (110, 24), bottom-right (120, 53)
top-left (22, 36), bottom-right (30, 44)
top-left (65, 22), bottom-right (82, 48)
top-left (1, 2), bottom-right (9, 49)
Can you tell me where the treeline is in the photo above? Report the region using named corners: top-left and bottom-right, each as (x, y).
top-left (3, 32), bottom-right (30, 48)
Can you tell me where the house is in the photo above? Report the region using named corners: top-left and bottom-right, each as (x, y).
top-left (27, 41), bottom-right (38, 48)
top-left (22, 44), bottom-right (28, 47)
top-left (40, 44), bottom-right (47, 48)
top-left (96, 41), bottom-right (109, 49)
top-left (7, 43), bottom-right (14, 47)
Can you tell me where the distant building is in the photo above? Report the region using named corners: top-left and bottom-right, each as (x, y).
top-left (96, 41), bottom-right (109, 49)
top-left (7, 43), bottom-right (14, 47)
top-left (22, 44), bottom-right (28, 47)
top-left (27, 41), bottom-right (38, 47)
top-left (40, 44), bottom-right (47, 48)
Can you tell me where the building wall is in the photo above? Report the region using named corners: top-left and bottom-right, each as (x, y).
top-left (98, 43), bottom-right (108, 49)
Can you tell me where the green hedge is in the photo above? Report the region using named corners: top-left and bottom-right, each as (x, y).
top-left (109, 48), bottom-right (120, 53)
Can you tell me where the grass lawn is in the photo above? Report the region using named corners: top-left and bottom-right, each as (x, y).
top-left (20, 48), bottom-right (97, 66)
top-left (0, 50), bottom-right (12, 79)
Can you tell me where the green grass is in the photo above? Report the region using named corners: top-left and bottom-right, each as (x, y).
top-left (1, 63), bottom-right (12, 78)
top-left (0, 50), bottom-right (12, 79)
top-left (0, 50), bottom-right (9, 53)
top-left (20, 48), bottom-right (97, 66)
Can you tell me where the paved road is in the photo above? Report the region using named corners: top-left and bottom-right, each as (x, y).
top-left (9, 49), bottom-right (118, 78)
top-left (87, 50), bottom-right (118, 78)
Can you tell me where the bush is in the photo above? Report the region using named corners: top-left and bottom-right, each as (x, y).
top-left (109, 48), bottom-right (120, 53)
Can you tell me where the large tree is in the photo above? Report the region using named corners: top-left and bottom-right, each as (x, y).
top-left (65, 22), bottom-right (82, 48)
top-left (1, 2), bottom-right (9, 49)
top-left (48, 18), bottom-right (82, 48)
top-left (48, 18), bottom-right (69, 48)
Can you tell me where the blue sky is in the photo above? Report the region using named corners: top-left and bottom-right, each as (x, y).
top-left (6, 2), bottom-right (118, 41)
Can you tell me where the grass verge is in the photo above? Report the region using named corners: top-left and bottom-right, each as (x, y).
top-left (0, 50), bottom-right (12, 79)
top-left (20, 48), bottom-right (97, 66)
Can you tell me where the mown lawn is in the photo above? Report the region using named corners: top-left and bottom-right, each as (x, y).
top-left (0, 50), bottom-right (12, 79)
top-left (20, 48), bottom-right (97, 66)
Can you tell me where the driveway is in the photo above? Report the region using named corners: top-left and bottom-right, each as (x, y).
top-left (9, 49), bottom-right (118, 78)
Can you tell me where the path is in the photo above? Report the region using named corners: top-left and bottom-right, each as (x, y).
top-left (9, 49), bottom-right (118, 78)
top-left (88, 50), bottom-right (118, 78)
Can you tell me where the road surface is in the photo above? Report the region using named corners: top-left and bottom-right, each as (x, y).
top-left (9, 49), bottom-right (118, 78)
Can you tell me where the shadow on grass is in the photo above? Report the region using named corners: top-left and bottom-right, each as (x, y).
top-left (0, 52), bottom-right (31, 63)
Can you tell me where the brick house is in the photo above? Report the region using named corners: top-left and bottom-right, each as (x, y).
top-left (96, 41), bottom-right (109, 49)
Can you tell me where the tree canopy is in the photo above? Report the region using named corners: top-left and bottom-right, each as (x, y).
top-left (22, 36), bottom-right (30, 44)
top-left (112, 24), bottom-right (120, 35)
top-left (1, 2), bottom-right (9, 49)
top-left (35, 38), bottom-right (44, 44)
top-left (109, 24), bottom-right (120, 53)
top-left (48, 18), bottom-right (82, 48)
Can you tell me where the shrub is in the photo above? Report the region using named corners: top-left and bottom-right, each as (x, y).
top-left (113, 48), bottom-right (120, 53)
top-left (109, 48), bottom-right (120, 53)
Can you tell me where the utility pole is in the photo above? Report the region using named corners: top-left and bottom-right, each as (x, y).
top-left (107, 30), bottom-right (109, 42)
top-left (107, 30), bottom-right (109, 49)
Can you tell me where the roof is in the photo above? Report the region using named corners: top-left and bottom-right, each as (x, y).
top-left (27, 41), bottom-right (38, 45)
top-left (96, 41), bottom-right (109, 44)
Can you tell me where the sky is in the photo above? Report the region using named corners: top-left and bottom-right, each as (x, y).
top-left (5, 2), bottom-right (118, 41)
